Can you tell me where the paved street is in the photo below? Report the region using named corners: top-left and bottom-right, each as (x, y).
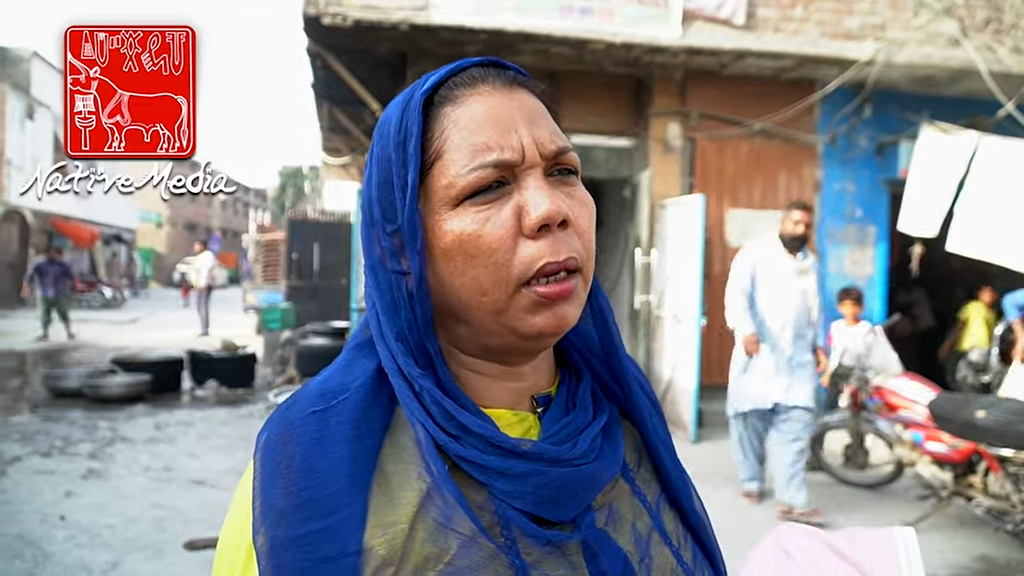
top-left (0, 287), bottom-right (269, 575)
top-left (0, 287), bottom-right (263, 355)
top-left (1, 288), bottom-right (1023, 574)
top-left (676, 393), bottom-right (1024, 575)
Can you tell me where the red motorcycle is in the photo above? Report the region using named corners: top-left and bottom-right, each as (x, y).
top-left (71, 276), bottom-right (126, 309)
top-left (810, 324), bottom-right (1024, 538)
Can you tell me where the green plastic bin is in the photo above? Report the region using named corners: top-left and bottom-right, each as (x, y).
top-left (259, 302), bottom-right (296, 333)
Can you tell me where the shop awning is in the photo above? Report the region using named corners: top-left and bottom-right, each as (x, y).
top-left (50, 216), bottom-right (101, 249)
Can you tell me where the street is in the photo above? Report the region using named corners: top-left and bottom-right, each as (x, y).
top-left (1, 287), bottom-right (1023, 574)
top-left (0, 287), bottom-right (267, 575)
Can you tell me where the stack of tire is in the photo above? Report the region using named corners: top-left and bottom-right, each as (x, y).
top-left (293, 321), bottom-right (350, 380)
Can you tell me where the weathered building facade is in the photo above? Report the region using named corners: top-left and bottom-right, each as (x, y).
top-left (300, 0), bottom-right (1024, 387)
top-left (109, 159), bottom-right (271, 284)
top-left (0, 48), bottom-right (139, 307)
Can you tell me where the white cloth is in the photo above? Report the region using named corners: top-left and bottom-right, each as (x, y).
top-left (724, 235), bottom-right (823, 416)
top-left (741, 523), bottom-right (925, 576)
top-left (945, 133), bottom-right (1024, 274)
top-left (998, 361), bottom-right (1024, 402)
top-left (828, 319), bottom-right (874, 369)
top-left (189, 250), bottom-right (218, 289)
top-left (897, 122), bottom-right (980, 239)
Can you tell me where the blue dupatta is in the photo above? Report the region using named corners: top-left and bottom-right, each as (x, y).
top-left (252, 57), bottom-right (726, 575)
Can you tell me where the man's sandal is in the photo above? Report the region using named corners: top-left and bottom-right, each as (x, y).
top-left (776, 505), bottom-right (825, 527)
top-left (741, 490), bottom-right (763, 504)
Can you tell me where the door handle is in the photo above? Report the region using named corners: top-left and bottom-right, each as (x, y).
top-left (633, 247), bottom-right (657, 311)
top-left (312, 242), bottom-right (321, 282)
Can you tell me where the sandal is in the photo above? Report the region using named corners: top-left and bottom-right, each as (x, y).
top-left (777, 506), bottom-right (825, 527)
top-left (741, 490), bottom-right (763, 504)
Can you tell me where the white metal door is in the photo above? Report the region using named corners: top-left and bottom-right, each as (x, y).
top-left (649, 194), bottom-right (707, 442)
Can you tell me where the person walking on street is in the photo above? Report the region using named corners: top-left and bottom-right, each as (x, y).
top-left (21, 246), bottom-right (76, 341)
top-left (173, 257), bottom-right (193, 308)
top-left (724, 200), bottom-right (828, 526)
top-left (189, 240), bottom-right (217, 337)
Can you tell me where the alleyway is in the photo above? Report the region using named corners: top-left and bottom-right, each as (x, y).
top-left (1, 288), bottom-right (1023, 574)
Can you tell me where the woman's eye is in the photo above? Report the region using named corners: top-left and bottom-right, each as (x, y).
top-left (465, 179), bottom-right (508, 201)
top-left (550, 167), bottom-right (580, 179)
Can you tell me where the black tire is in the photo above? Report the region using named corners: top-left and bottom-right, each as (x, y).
top-left (111, 288), bottom-right (126, 307)
top-left (810, 414), bottom-right (905, 489)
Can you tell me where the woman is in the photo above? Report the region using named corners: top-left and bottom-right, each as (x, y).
top-left (213, 57), bottom-right (725, 575)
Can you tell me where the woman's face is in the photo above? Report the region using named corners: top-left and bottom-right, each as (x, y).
top-left (420, 86), bottom-right (596, 361)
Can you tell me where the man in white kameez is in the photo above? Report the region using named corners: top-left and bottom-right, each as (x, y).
top-left (724, 200), bottom-right (829, 526)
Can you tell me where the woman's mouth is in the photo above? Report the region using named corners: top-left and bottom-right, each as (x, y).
top-left (526, 269), bottom-right (574, 287)
top-left (524, 258), bottom-right (580, 301)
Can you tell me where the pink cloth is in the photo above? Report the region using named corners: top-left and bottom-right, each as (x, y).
top-left (741, 523), bottom-right (925, 576)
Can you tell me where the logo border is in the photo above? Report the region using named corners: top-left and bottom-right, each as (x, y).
top-left (63, 24), bottom-right (197, 160)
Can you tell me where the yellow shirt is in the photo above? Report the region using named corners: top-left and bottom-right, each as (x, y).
top-left (212, 383), bottom-right (556, 576)
top-left (956, 300), bottom-right (996, 352)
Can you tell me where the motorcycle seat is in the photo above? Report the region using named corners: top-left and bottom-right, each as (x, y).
top-left (929, 392), bottom-right (1024, 451)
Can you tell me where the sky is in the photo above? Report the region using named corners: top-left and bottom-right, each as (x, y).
top-left (0, 0), bottom-right (323, 189)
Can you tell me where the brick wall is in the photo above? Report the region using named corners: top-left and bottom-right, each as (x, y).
top-left (749, 0), bottom-right (1024, 59)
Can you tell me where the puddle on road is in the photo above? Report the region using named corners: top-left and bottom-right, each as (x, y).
top-left (0, 345), bottom-right (271, 418)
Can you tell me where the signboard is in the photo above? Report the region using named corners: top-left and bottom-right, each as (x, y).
top-left (429, 0), bottom-right (684, 39)
top-left (138, 210), bottom-right (164, 226)
top-left (725, 208), bottom-right (782, 249)
top-left (684, 0), bottom-right (749, 27)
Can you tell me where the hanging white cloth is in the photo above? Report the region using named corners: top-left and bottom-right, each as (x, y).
top-left (896, 122), bottom-right (980, 239)
top-left (945, 133), bottom-right (1024, 274)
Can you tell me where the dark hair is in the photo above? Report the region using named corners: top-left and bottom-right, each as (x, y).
top-left (785, 200), bottom-right (814, 214)
top-left (47, 245), bottom-right (63, 256)
top-left (195, 239), bottom-right (208, 250)
top-left (421, 65), bottom-right (555, 177)
top-left (837, 286), bottom-right (864, 306)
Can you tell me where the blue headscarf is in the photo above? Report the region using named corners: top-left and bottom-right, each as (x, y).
top-left (253, 57), bottom-right (726, 575)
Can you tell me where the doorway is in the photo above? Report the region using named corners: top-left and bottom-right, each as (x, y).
top-left (0, 210), bottom-right (30, 309)
top-left (888, 183), bottom-right (1022, 387)
top-left (572, 134), bottom-right (640, 352)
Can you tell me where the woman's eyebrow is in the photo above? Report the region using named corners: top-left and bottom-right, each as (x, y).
top-left (460, 153), bottom-right (523, 177)
top-left (545, 144), bottom-right (577, 161)
top-left (459, 144), bottom-right (576, 177)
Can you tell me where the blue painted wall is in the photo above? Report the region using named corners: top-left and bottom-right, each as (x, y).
top-left (815, 87), bottom-right (1023, 328)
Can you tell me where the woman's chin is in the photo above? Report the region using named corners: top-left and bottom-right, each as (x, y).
top-left (520, 306), bottom-right (585, 345)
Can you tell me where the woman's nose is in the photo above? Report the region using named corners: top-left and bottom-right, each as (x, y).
top-left (520, 178), bottom-right (571, 237)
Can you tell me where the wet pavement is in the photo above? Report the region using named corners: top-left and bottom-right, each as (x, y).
top-left (0, 396), bottom-right (268, 575)
top-left (2, 288), bottom-right (1023, 574)
top-left (0, 288), bottom-right (270, 575)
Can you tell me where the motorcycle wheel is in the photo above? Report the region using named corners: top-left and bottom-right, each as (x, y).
top-left (110, 288), bottom-right (126, 307)
top-left (810, 414), bottom-right (905, 489)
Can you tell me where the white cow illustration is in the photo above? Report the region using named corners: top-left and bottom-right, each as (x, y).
top-left (67, 55), bottom-right (189, 153)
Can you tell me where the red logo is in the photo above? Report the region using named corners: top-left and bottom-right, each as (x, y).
top-left (64, 25), bottom-right (196, 159)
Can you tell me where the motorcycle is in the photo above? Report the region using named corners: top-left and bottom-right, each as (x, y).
top-left (71, 276), bottom-right (126, 309)
top-left (950, 320), bottom-right (1015, 394)
top-left (810, 322), bottom-right (1024, 538)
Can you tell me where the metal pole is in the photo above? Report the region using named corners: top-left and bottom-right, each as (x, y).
top-left (349, 186), bottom-right (364, 327)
